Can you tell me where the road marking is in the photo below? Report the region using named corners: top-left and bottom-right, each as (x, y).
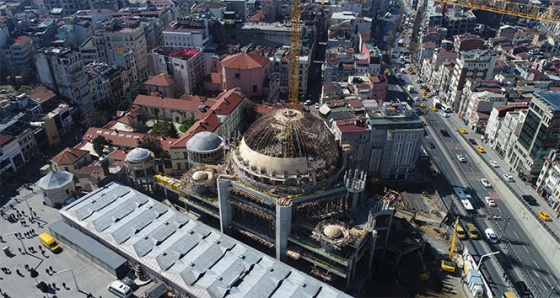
top-left (524, 246), bottom-right (529, 253)
top-left (513, 230), bottom-right (519, 239)
top-left (533, 260), bottom-right (540, 269)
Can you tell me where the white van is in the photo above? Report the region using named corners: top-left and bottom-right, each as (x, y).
top-left (108, 281), bottom-right (132, 298)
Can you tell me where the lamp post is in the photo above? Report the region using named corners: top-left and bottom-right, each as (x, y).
top-left (476, 251), bottom-right (500, 269)
top-left (55, 269), bottom-right (79, 292)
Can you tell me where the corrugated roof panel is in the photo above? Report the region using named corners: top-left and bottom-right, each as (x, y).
top-left (112, 209), bottom-right (155, 244)
top-left (93, 201), bottom-right (136, 232)
top-left (230, 257), bottom-right (290, 298)
top-left (148, 222), bottom-right (176, 244)
top-left (49, 220), bottom-right (127, 270)
top-left (270, 270), bottom-right (321, 298)
top-left (133, 236), bottom-right (154, 257)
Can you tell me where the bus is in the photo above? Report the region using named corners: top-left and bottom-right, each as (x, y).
top-left (453, 187), bottom-right (474, 211)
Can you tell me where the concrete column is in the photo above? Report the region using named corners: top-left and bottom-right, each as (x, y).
top-left (217, 179), bottom-right (233, 234)
top-left (275, 203), bottom-right (292, 262)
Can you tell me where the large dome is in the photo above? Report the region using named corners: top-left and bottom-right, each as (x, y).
top-left (187, 132), bottom-right (222, 152)
top-left (232, 109), bottom-right (343, 192)
top-left (125, 148), bottom-right (152, 163)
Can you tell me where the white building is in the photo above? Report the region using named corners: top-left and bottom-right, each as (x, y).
top-left (0, 134), bottom-right (26, 177)
top-left (163, 19), bottom-right (209, 49)
top-left (149, 47), bottom-right (205, 94)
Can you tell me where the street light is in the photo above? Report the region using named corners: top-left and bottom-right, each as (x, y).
top-left (54, 269), bottom-right (79, 292)
top-left (476, 251), bottom-right (500, 269)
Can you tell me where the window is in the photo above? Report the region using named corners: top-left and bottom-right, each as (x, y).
top-left (253, 85), bottom-right (257, 93)
top-left (235, 73), bottom-right (240, 79)
top-left (65, 189), bottom-right (70, 195)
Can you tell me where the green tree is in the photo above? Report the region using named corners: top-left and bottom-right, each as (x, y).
top-left (119, 81), bottom-right (147, 110)
top-left (182, 114), bottom-right (196, 131)
top-left (139, 135), bottom-right (166, 159)
top-left (150, 121), bottom-right (178, 138)
top-left (92, 136), bottom-right (110, 156)
top-left (240, 101), bottom-right (259, 133)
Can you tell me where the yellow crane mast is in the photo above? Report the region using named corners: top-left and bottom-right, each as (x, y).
top-left (289, 0), bottom-right (302, 108)
top-left (438, 0), bottom-right (560, 24)
top-left (441, 217), bottom-right (459, 272)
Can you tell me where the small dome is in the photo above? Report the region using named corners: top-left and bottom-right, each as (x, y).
top-left (187, 132), bottom-right (223, 152)
top-left (125, 148), bottom-right (152, 163)
top-left (192, 171), bottom-right (208, 181)
top-left (323, 225), bottom-right (343, 239)
top-left (37, 171), bottom-right (74, 190)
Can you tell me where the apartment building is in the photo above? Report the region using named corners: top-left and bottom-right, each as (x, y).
top-left (536, 150), bottom-right (560, 213)
top-left (463, 91), bottom-right (507, 132)
top-left (0, 134), bottom-right (25, 178)
top-left (163, 19), bottom-right (209, 49)
top-left (510, 91), bottom-right (560, 182)
top-left (149, 47), bottom-right (205, 94)
top-left (35, 47), bottom-right (92, 111)
top-left (43, 0), bottom-right (90, 15)
top-left (2, 35), bottom-right (34, 77)
top-left (103, 24), bottom-right (149, 81)
top-left (50, 147), bottom-right (92, 174)
top-left (447, 50), bottom-right (497, 112)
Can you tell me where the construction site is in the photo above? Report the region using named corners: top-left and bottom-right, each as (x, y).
top-left (136, 108), bottom-right (467, 296)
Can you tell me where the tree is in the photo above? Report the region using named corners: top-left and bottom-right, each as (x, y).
top-left (138, 135), bottom-right (164, 159)
top-left (240, 101), bottom-right (259, 133)
top-left (92, 136), bottom-right (110, 156)
top-left (81, 108), bottom-right (109, 128)
top-left (182, 114), bottom-right (196, 130)
top-left (119, 81), bottom-right (147, 110)
top-left (150, 121), bottom-right (178, 138)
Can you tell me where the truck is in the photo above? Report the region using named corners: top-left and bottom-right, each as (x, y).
top-left (39, 232), bottom-right (60, 252)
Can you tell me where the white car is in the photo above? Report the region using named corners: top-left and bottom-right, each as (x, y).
top-left (503, 174), bottom-right (514, 182)
top-left (457, 154), bottom-right (466, 162)
top-left (485, 228), bottom-right (499, 244)
top-left (489, 160), bottom-right (499, 168)
top-left (484, 196), bottom-right (496, 207)
top-left (314, 103), bottom-right (320, 109)
top-left (439, 112), bottom-right (449, 118)
top-left (481, 178), bottom-right (492, 188)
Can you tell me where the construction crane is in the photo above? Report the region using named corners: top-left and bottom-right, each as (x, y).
top-left (288, 0), bottom-right (302, 108)
top-left (441, 217), bottom-right (459, 273)
top-left (438, 0), bottom-right (560, 24)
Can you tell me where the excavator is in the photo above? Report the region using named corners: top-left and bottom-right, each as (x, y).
top-left (441, 217), bottom-right (460, 272)
top-left (418, 250), bottom-right (431, 280)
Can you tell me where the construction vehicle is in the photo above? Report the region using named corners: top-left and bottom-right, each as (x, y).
top-left (437, 0), bottom-right (559, 24)
top-left (441, 217), bottom-right (459, 272)
top-left (418, 251), bottom-right (430, 280)
top-left (288, 0), bottom-right (302, 107)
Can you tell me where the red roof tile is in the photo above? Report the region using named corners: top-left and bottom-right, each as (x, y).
top-left (210, 88), bottom-right (246, 115)
top-left (0, 133), bottom-right (14, 147)
top-left (26, 86), bottom-right (57, 104)
top-left (12, 35), bottom-right (30, 46)
top-left (133, 95), bottom-right (203, 112)
top-left (50, 147), bottom-right (89, 165)
top-left (144, 74), bottom-right (176, 87)
top-left (107, 149), bottom-right (127, 161)
top-left (221, 53), bottom-right (269, 70)
top-left (170, 111), bottom-right (221, 148)
top-left (82, 127), bottom-right (177, 151)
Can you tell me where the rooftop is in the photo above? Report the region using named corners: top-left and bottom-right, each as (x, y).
top-left (535, 91), bottom-right (560, 111)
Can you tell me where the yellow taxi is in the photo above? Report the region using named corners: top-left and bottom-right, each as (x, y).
top-left (429, 106), bottom-right (437, 111)
top-left (421, 89), bottom-right (428, 95)
top-left (460, 128), bottom-right (467, 134)
top-left (425, 94), bottom-right (431, 98)
top-left (419, 103), bottom-right (426, 108)
top-left (538, 211), bottom-right (551, 221)
top-left (476, 146), bottom-right (486, 153)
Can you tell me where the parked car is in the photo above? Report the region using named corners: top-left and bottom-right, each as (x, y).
top-left (481, 178), bottom-right (492, 188)
top-left (485, 228), bottom-right (499, 244)
top-left (503, 174), bottom-right (514, 182)
top-left (466, 223), bottom-right (479, 239)
top-left (429, 106), bottom-right (437, 111)
top-left (456, 154), bottom-right (466, 162)
top-left (521, 195), bottom-right (538, 205)
top-left (441, 129), bottom-right (449, 136)
top-left (484, 196), bottom-right (496, 207)
top-left (419, 102), bottom-right (426, 108)
top-left (538, 211), bottom-right (551, 221)
top-left (428, 142), bottom-right (436, 149)
top-left (460, 128), bottom-right (467, 134)
top-left (489, 160), bottom-right (499, 167)
top-left (476, 146), bottom-right (486, 153)
top-left (468, 138), bottom-right (478, 145)
top-left (439, 112), bottom-right (449, 118)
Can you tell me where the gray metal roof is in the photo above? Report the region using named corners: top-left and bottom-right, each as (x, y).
top-left (58, 183), bottom-right (351, 298)
top-left (186, 131), bottom-right (223, 152)
top-left (49, 220), bottom-right (127, 270)
top-left (125, 148), bottom-right (152, 162)
top-left (37, 171), bottom-right (74, 190)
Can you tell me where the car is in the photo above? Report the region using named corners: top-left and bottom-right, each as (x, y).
top-left (466, 223), bottom-right (479, 239)
top-left (440, 129), bottom-right (449, 136)
top-left (456, 154), bottom-right (466, 162)
top-left (419, 103), bottom-right (426, 108)
top-left (521, 195), bottom-right (538, 205)
top-left (485, 228), bottom-right (499, 243)
top-left (460, 128), bottom-right (467, 134)
top-left (439, 112), bottom-right (449, 118)
top-left (409, 71), bottom-right (416, 75)
top-left (503, 174), bottom-right (514, 182)
top-left (489, 160), bottom-right (499, 167)
top-left (444, 107), bottom-right (453, 113)
top-left (481, 178), bottom-right (492, 187)
top-left (538, 211), bottom-right (551, 221)
top-left (304, 100), bottom-right (312, 106)
top-left (428, 142), bottom-right (436, 149)
top-left (484, 196), bottom-right (496, 207)
top-left (429, 106), bottom-right (437, 111)
top-left (515, 281), bottom-right (534, 298)
top-left (413, 96), bottom-right (420, 101)
top-left (314, 103), bottom-right (319, 109)
top-left (468, 138), bottom-right (478, 145)
top-left (476, 146), bottom-right (486, 153)
top-left (425, 94), bottom-right (431, 98)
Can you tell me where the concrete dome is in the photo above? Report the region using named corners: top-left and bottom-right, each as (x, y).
top-left (324, 225), bottom-right (343, 239)
top-left (236, 109), bottom-right (340, 178)
top-left (38, 171), bottom-right (74, 190)
top-left (192, 171), bottom-right (208, 181)
top-left (187, 132), bottom-right (222, 152)
top-left (125, 148), bottom-right (152, 163)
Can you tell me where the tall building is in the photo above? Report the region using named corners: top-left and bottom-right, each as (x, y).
top-left (103, 24), bottom-right (149, 81)
top-left (2, 35), bottom-right (34, 77)
top-left (149, 47), bottom-right (205, 94)
top-left (163, 18), bottom-right (209, 49)
top-left (511, 92), bottom-right (560, 181)
top-left (447, 50), bottom-right (496, 113)
top-left (43, 0), bottom-right (90, 15)
top-left (35, 47), bottom-right (92, 110)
